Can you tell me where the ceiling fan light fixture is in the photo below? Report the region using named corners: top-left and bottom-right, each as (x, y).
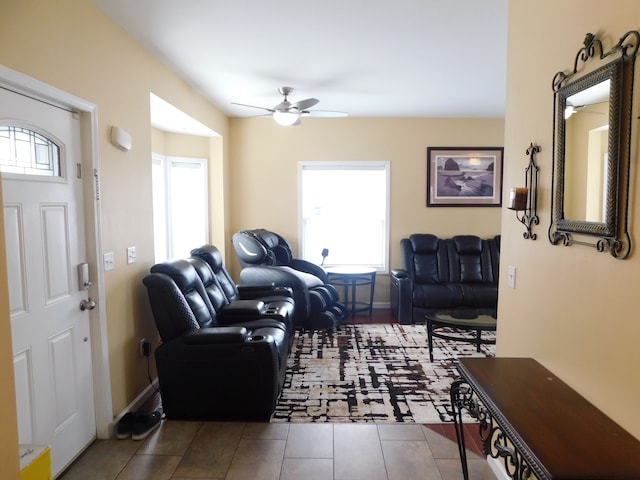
top-left (273, 110), bottom-right (300, 126)
top-left (564, 105), bottom-right (577, 120)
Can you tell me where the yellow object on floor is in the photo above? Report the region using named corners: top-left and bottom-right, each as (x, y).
top-left (19, 445), bottom-right (51, 480)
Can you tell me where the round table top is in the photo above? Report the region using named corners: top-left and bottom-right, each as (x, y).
top-left (325, 266), bottom-right (377, 275)
top-left (426, 311), bottom-right (497, 328)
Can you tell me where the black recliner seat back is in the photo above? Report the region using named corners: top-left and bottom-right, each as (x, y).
top-left (142, 272), bottom-right (200, 342)
top-left (448, 235), bottom-right (495, 284)
top-left (191, 245), bottom-right (241, 303)
top-left (187, 257), bottom-right (231, 311)
top-left (449, 235), bottom-right (498, 308)
top-left (403, 234), bottom-right (449, 284)
top-left (150, 259), bottom-right (217, 328)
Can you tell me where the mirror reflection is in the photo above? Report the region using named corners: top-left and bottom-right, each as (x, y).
top-left (563, 79), bottom-right (610, 223)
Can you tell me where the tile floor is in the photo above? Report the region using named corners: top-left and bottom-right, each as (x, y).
top-left (59, 421), bottom-right (495, 480)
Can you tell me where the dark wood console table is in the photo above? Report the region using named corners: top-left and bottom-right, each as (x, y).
top-left (450, 358), bottom-right (640, 480)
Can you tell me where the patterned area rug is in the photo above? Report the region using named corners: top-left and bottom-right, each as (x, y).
top-left (271, 323), bottom-right (494, 423)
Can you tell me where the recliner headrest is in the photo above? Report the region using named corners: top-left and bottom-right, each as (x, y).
top-left (232, 231), bottom-right (272, 265)
top-left (190, 244), bottom-right (225, 272)
top-left (150, 259), bottom-right (200, 292)
top-left (409, 234), bottom-right (439, 253)
top-left (452, 235), bottom-right (482, 254)
top-left (232, 229), bottom-right (295, 266)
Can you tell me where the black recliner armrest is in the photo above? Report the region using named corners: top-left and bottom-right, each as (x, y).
top-left (182, 327), bottom-right (249, 344)
top-left (237, 284), bottom-right (293, 300)
top-left (391, 269), bottom-right (408, 279)
top-left (217, 299), bottom-right (266, 322)
top-left (390, 269), bottom-right (413, 324)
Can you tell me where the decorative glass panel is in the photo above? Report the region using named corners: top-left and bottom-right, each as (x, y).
top-left (0, 126), bottom-right (61, 177)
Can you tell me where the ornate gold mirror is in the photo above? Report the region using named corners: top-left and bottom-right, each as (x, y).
top-left (549, 31), bottom-right (639, 258)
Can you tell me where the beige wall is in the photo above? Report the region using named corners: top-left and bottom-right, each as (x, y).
top-left (0, 1), bottom-right (230, 467)
top-left (228, 117), bottom-right (504, 301)
top-left (499, 0), bottom-right (640, 438)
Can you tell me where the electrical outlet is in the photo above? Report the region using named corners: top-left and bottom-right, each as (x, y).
top-left (142, 341), bottom-right (151, 357)
top-left (139, 338), bottom-right (147, 357)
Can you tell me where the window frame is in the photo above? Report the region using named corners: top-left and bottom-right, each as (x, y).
top-left (152, 153), bottom-right (209, 262)
top-left (298, 160), bottom-right (391, 273)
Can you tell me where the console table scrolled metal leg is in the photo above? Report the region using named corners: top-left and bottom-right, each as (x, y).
top-left (450, 378), bottom-right (472, 480)
top-left (450, 378), bottom-right (537, 480)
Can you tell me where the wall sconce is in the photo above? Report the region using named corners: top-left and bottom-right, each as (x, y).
top-left (508, 143), bottom-right (540, 240)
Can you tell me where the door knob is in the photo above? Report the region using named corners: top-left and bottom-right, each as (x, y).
top-left (80, 298), bottom-right (96, 311)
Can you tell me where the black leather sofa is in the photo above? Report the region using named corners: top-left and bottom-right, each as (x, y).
top-left (232, 229), bottom-right (347, 330)
top-left (142, 245), bottom-right (295, 420)
top-left (390, 234), bottom-right (500, 324)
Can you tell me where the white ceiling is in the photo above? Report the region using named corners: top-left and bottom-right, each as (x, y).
top-left (92, 0), bottom-right (509, 127)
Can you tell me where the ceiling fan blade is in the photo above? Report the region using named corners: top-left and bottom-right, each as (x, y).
top-left (292, 98), bottom-right (319, 110)
top-left (231, 102), bottom-right (274, 113)
top-left (305, 110), bottom-right (349, 118)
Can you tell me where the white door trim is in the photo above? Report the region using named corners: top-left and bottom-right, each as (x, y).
top-left (0, 64), bottom-right (113, 439)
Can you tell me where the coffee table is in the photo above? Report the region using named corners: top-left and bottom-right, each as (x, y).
top-left (424, 310), bottom-right (497, 361)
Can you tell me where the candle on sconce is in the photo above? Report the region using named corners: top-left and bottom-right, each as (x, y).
top-left (508, 187), bottom-right (528, 211)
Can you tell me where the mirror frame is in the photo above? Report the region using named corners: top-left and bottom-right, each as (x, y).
top-left (549, 31), bottom-right (639, 258)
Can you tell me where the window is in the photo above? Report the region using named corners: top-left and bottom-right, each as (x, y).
top-left (152, 154), bottom-right (209, 262)
top-left (299, 161), bottom-right (390, 272)
top-left (0, 125), bottom-right (61, 177)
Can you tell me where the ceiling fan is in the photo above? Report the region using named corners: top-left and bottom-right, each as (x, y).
top-left (564, 101), bottom-right (607, 119)
top-left (232, 87), bottom-right (348, 126)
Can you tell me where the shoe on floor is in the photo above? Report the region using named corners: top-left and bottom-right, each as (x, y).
top-left (115, 412), bottom-right (140, 439)
top-left (131, 410), bottom-right (162, 441)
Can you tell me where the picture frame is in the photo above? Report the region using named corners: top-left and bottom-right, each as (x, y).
top-left (427, 147), bottom-right (504, 206)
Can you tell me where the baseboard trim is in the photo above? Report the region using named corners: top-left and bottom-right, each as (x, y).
top-left (372, 302), bottom-right (390, 309)
top-left (487, 456), bottom-right (509, 480)
top-left (111, 379), bottom-right (160, 437)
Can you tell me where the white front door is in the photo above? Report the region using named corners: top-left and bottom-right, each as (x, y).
top-left (1, 88), bottom-right (96, 476)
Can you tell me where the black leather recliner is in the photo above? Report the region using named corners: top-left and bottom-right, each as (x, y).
top-left (142, 248), bottom-right (295, 420)
top-left (390, 234), bottom-right (500, 324)
top-left (232, 229), bottom-right (347, 330)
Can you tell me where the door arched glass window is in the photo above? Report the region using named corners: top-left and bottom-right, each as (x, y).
top-left (0, 125), bottom-right (61, 177)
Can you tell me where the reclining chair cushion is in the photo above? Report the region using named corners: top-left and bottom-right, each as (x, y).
top-left (182, 327), bottom-right (249, 344)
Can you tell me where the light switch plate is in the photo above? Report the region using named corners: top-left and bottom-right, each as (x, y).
top-left (104, 252), bottom-right (115, 272)
top-left (127, 246), bottom-right (137, 264)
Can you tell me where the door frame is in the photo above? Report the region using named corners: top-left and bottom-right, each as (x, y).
top-left (0, 64), bottom-right (113, 439)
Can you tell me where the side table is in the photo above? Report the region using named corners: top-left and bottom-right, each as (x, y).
top-left (326, 266), bottom-right (376, 316)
